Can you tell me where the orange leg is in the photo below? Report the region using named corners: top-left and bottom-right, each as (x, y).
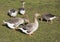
top-left (27, 34), bottom-right (33, 37)
top-left (51, 20), bottom-right (53, 24)
top-left (47, 20), bottom-right (48, 23)
top-left (41, 18), bottom-right (43, 22)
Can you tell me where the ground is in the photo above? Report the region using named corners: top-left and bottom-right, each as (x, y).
top-left (0, 0), bottom-right (60, 42)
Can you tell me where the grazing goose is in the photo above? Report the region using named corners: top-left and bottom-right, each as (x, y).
top-left (8, 9), bottom-right (18, 17)
top-left (40, 13), bottom-right (56, 24)
top-left (18, 13), bottom-right (40, 36)
top-left (19, 1), bottom-right (25, 15)
top-left (3, 18), bottom-right (29, 29)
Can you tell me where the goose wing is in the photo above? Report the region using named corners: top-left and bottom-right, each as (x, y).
top-left (42, 14), bottom-right (55, 20)
top-left (7, 18), bottom-right (23, 24)
top-left (22, 23), bottom-right (34, 32)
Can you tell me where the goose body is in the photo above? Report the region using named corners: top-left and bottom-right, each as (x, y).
top-left (19, 8), bottom-right (25, 15)
top-left (42, 14), bottom-right (56, 20)
top-left (8, 9), bottom-right (18, 17)
top-left (19, 22), bottom-right (38, 34)
top-left (18, 13), bottom-right (39, 35)
top-left (41, 13), bottom-right (56, 23)
top-left (3, 18), bottom-right (29, 29)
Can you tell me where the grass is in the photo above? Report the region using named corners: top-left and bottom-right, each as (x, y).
top-left (0, 0), bottom-right (60, 42)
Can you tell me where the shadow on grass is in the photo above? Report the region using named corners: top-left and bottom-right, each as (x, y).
top-left (2, 24), bottom-right (26, 34)
top-left (15, 29), bottom-right (26, 34)
top-left (2, 24), bottom-right (12, 29)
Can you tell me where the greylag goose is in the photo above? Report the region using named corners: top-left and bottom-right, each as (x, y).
top-left (19, 1), bottom-right (25, 15)
top-left (18, 13), bottom-right (40, 36)
top-left (40, 13), bottom-right (56, 24)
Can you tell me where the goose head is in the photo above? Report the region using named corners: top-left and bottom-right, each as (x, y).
top-left (21, 0), bottom-right (25, 5)
top-left (34, 13), bottom-right (40, 18)
top-left (22, 17), bottom-right (30, 24)
top-left (22, 1), bottom-right (25, 5)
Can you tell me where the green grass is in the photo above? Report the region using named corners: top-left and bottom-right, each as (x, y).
top-left (0, 0), bottom-right (60, 42)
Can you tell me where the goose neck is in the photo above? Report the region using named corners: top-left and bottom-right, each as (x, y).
top-left (22, 3), bottom-right (25, 8)
top-left (34, 16), bottom-right (38, 25)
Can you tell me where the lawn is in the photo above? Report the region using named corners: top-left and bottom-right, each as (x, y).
top-left (0, 0), bottom-right (60, 42)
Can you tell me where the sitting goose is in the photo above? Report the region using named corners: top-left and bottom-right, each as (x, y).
top-left (40, 13), bottom-right (56, 24)
top-left (8, 9), bottom-right (18, 17)
top-left (18, 13), bottom-right (40, 36)
top-left (3, 17), bottom-right (29, 29)
top-left (19, 1), bottom-right (25, 15)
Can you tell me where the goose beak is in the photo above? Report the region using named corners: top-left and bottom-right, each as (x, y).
top-left (38, 14), bottom-right (41, 16)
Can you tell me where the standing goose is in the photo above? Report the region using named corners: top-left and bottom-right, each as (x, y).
top-left (40, 13), bottom-right (56, 24)
top-left (18, 13), bottom-right (40, 36)
top-left (19, 1), bottom-right (25, 15)
top-left (3, 17), bottom-right (29, 29)
top-left (8, 9), bottom-right (18, 17)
